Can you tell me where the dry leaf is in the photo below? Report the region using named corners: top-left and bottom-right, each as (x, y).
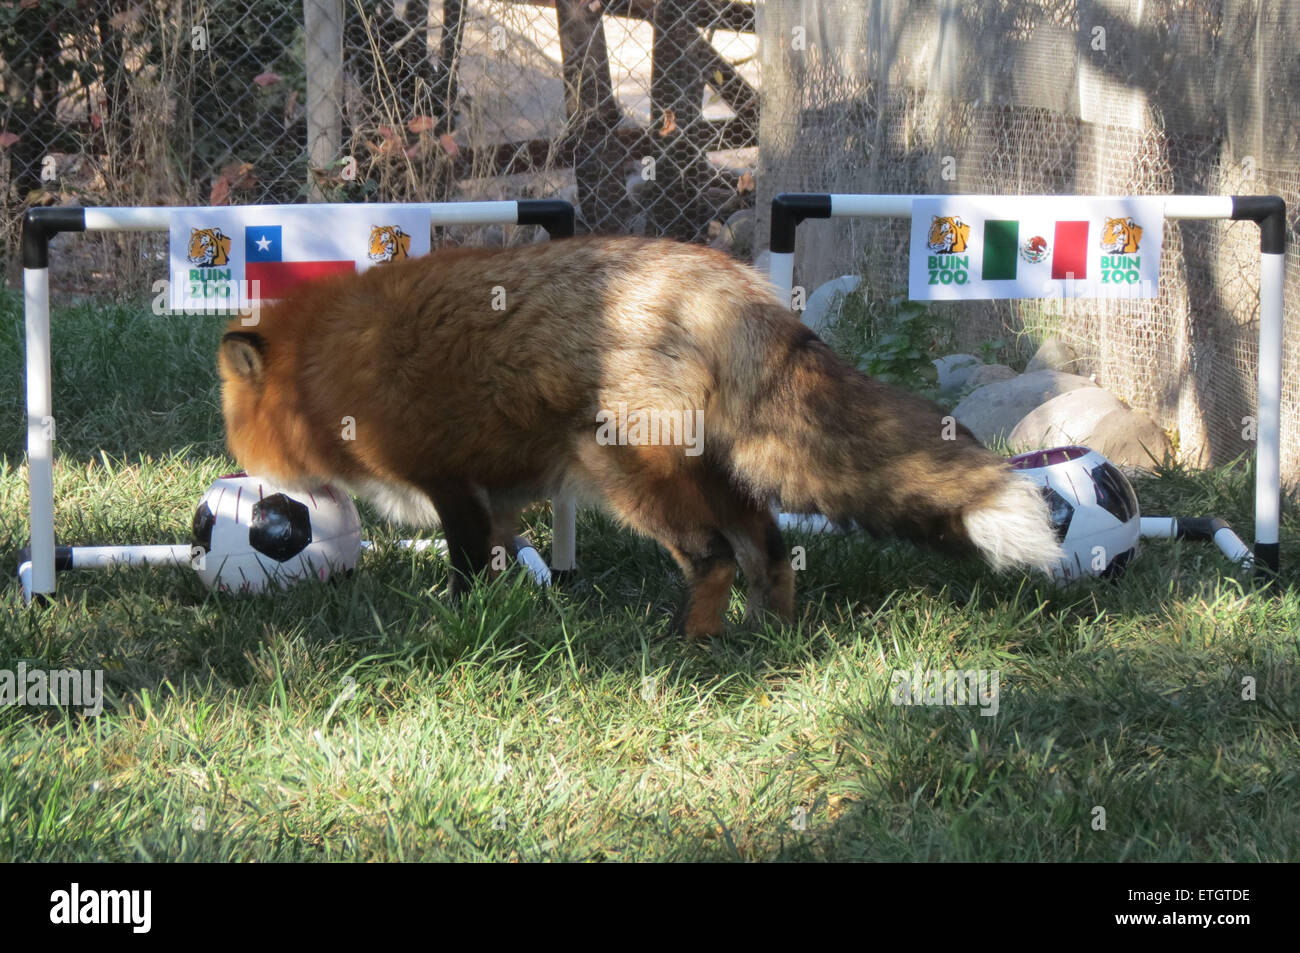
top-left (220, 161), bottom-right (258, 189)
top-left (209, 176), bottom-right (230, 206)
top-left (438, 133), bottom-right (460, 158)
top-left (108, 5), bottom-right (146, 29)
top-left (253, 71), bottom-right (282, 88)
top-left (658, 109), bottom-right (677, 137)
top-left (0, 131), bottom-right (20, 148)
top-left (736, 170), bottom-right (755, 193)
top-left (408, 115), bottom-right (435, 134)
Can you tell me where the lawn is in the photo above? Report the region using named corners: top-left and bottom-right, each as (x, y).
top-left (1, 289), bottom-right (1296, 861)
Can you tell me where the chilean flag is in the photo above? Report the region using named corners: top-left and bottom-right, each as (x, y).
top-left (244, 225), bottom-right (354, 299)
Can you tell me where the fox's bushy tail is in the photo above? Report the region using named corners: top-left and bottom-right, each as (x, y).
top-left (720, 305), bottom-right (1063, 574)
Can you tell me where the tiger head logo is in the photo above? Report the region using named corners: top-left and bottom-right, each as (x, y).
top-left (187, 227), bottom-right (232, 267)
top-left (927, 216), bottom-right (970, 254)
top-left (1101, 217), bottom-right (1143, 254)
top-left (368, 225), bottom-right (411, 263)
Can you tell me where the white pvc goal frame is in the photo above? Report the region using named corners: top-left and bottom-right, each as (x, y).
top-left (18, 199), bottom-right (579, 603)
top-left (766, 192), bottom-right (1286, 576)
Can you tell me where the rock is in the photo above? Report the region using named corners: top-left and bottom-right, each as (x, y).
top-left (961, 363), bottom-right (1017, 392)
top-left (1008, 387), bottom-right (1126, 450)
top-left (953, 370), bottom-right (1098, 446)
top-left (1007, 388), bottom-right (1172, 468)
top-left (709, 209), bottom-right (756, 258)
top-left (1088, 408), bottom-right (1173, 470)
top-left (933, 353), bottom-right (983, 397)
top-left (1026, 337), bottom-right (1082, 373)
top-left (800, 275), bottom-right (861, 334)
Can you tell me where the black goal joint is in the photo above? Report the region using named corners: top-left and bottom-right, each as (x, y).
top-left (22, 207), bottom-right (86, 269)
top-left (770, 194), bottom-right (833, 254)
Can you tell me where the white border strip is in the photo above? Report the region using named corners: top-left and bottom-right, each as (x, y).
top-left (83, 201), bottom-right (522, 232)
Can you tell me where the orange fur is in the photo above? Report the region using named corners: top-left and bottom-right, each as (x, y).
top-left (219, 236), bottom-right (1058, 636)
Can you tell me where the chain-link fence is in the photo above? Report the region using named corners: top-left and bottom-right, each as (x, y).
top-left (0, 0), bottom-right (760, 289)
top-left (757, 0), bottom-right (1300, 484)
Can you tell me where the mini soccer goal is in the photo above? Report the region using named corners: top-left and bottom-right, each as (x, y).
top-left (17, 199), bottom-right (578, 604)
top-left (766, 192), bottom-right (1286, 577)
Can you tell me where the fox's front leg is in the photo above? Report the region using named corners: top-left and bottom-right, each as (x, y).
top-left (422, 478), bottom-right (493, 599)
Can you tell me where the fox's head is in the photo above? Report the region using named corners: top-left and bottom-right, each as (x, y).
top-left (217, 326), bottom-right (325, 488)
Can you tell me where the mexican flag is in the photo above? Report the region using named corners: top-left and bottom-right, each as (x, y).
top-left (980, 219), bottom-right (1090, 281)
top-left (908, 196), bottom-right (1165, 301)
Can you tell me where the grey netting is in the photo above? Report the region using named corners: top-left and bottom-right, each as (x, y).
top-left (757, 0), bottom-right (1299, 483)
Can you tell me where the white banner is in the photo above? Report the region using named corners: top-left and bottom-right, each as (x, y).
top-left (908, 196), bottom-right (1164, 301)
top-left (167, 204), bottom-right (432, 313)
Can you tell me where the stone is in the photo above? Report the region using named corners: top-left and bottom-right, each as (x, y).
top-left (1008, 387), bottom-right (1127, 450)
top-left (1087, 407), bottom-right (1173, 470)
top-left (800, 275), bottom-right (861, 334)
top-left (952, 370), bottom-right (1099, 446)
top-left (709, 209), bottom-right (756, 258)
top-left (1026, 337), bottom-right (1082, 373)
top-left (933, 353), bottom-right (983, 397)
top-left (961, 363), bottom-right (1017, 392)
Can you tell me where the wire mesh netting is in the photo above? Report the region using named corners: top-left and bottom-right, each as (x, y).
top-left (0, 0), bottom-right (760, 290)
top-left (756, 0), bottom-right (1300, 483)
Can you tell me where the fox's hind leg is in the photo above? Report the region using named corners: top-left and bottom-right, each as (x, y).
top-left (422, 478), bottom-right (492, 599)
top-left (721, 507), bottom-right (794, 627)
top-left (578, 445), bottom-right (738, 638)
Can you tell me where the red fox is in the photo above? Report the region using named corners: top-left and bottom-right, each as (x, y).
top-left (218, 236), bottom-right (1061, 637)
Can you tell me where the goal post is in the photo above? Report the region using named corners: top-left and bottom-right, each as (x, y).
top-left (18, 199), bottom-right (577, 603)
top-left (766, 192), bottom-right (1286, 576)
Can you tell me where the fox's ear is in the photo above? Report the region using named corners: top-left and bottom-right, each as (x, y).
top-left (220, 331), bottom-right (266, 383)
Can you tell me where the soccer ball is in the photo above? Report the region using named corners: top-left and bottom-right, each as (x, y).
top-left (1008, 445), bottom-right (1141, 580)
top-left (191, 473), bottom-right (362, 593)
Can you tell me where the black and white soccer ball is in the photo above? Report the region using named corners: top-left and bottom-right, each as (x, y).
top-left (1009, 445), bottom-right (1141, 580)
top-left (191, 473), bottom-right (362, 593)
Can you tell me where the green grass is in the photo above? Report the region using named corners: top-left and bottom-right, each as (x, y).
top-left (1, 289), bottom-right (1297, 861)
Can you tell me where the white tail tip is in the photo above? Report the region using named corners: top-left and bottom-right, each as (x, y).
top-left (963, 475), bottom-right (1064, 574)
